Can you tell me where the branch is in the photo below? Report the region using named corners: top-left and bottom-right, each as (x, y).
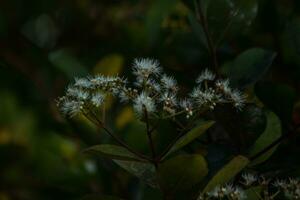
top-left (84, 111), bottom-right (152, 162)
top-left (144, 106), bottom-right (158, 169)
top-left (195, 0), bottom-right (219, 74)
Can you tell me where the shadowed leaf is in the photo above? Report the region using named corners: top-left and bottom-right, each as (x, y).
top-left (164, 120), bottom-right (214, 158)
top-left (248, 111), bottom-right (282, 166)
top-left (203, 155), bottom-right (249, 193)
top-left (83, 144), bottom-right (146, 162)
top-left (158, 154), bottom-right (208, 194)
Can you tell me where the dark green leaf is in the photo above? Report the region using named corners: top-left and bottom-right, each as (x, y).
top-left (203, 155), bottom-right (249, 193)
top-left (222, 48), bottom-right (276, 87)
top-left (164, 121), bottom-right (214, 158)
top-left (248, 111), bottom-right (282, 166)
top-left (158, 154), bottom-right (208, 193)
top-left (114, 160), bottom-right (158, 188)
top-left (244, 186), bottom-right (263, 200)
top-left (255, 82), bottom-right (296, 125)
top-left (83, 144), bottom-right (146, 162)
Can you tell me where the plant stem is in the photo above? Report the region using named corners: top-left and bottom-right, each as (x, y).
top-left (83, 111), bottom-right (151, 162)
top-left (144, 107), bottom-right (158, 169)
top-left (250, 124), bottom-right (300, 161)
top-left (195, 0), bottom-right (219, 74)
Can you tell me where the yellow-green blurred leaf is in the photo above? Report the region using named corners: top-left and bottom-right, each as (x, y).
top-left (158, 154), bottom-right (208, 193)
top-left (115, 106), bottom-right (134, 129)
top-left (93, 54), bottom-right (124, 76)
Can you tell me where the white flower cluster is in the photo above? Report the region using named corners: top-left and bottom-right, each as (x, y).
top-left (57, 75), bottom-right (127, 117)
top-left (273, 178), bottom-right (300, 199)
top-left (241, 173), bottom-right (258, 186)
top-left (57, 58), bottom-right (247, 118)
top-left (198, 184), bottom-right (246, 200)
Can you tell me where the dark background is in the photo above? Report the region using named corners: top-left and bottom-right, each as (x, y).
top-left (0, 0), bottom-right (299, 199)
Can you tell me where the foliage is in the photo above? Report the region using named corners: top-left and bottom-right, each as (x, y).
top-left (0, 0), bottom-right (300, 200)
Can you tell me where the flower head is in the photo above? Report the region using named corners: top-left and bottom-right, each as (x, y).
top-left (161, 74), bottom-right (178, 92)
top-left (74, 77), bottom-right (92, 88)
top-left (91, 92), bottom-right (105, 107)
top-left (132, 58), bottom-right (161, 78)
top-left (230, 90), bottom-right (247, 110)
top-left (133, 92), bottom-right (156, 116)
top-left (60, 99), bottom-right (84, 117)
top-left (241, 173), bottom-right (257, 186)
top-left (196, 69), bottom-right (215, 84)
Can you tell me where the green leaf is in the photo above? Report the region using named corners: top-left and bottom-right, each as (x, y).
top-left (222, 48), bottom-right (276, 87)
top-left (244, 186), bottom-right (263, 200)
top-left (83, 144), bottom-right (145, 162)
top-left (255, 83), bottom-right (296, 125)
top-left (158, 154), bottom-right (208, 194)
top-left (114, 160), bottom-right (158, 188)
top-left (164, 121), bottom-right (214, 158)
top-left (248, 111), bottom-right (282, 166)
top-left (203, 155), bottom-right (249, 193)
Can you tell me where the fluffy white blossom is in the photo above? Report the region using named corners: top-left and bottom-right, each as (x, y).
top-left (161, 74), bottom-right (178, 91)
top-left (133, 92), bottom-right (156, 116)
top-left (196, 69), bottom-right (216, 83)
top-left (216, 79), bottom-right (232, 94)
top-left (91, 92), bottom-right (105, 107)
top-left (230, 90), bottom-right (247, 110)
top-left (60, 99), bottom-right (83, 117)
top-left (241, 173), bottom-right (257, 186)
top-left (58, 58), bottom-right (248, 120)
top-left (180, 99), bottom-right (193, 118)
top-left (132, 58), bottom-right (161, 78)
top-left (74, 77), bottom-right (92, 88)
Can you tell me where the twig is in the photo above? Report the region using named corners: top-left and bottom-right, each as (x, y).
top-left (84, 111), bottom-right (152, 161)
top-left (195, 0), bottom-right (219, 74)
top-left (144, 106), bottom-right (158, 169)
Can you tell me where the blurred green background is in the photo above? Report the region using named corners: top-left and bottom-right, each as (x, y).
top-left (0, 0), bottom-right (300, 199)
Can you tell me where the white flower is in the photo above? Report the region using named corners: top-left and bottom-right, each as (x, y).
top-left (66, 86), bottom-right (89, 100)
top-left (74, 77), bottom-right (92, 88)
top-left (61, 99), bottom-right (83, 117)
top-left (132, 58), bottom-right (161, 78)
top-left (241, 173), bottom-right (257, 186)
top-left (133, 92), bottom-right (156, 116)
top-left (161, 74), bottom-right (178, 91)
top-left (273, 179), bottom-right (288, 189)
top-left (207, 185), bottom-right (223, 198)
top-left (180, 99), bottom-right (194, 118)
top-left (160, 92), bottom-right (177, 106)
top-left (196, 69), bottom-right (215, 83)
top-left (230, 187), bottom-right (246, 200)
top-left (230, 89), bottom-right (247, 110)
top-left (216, 79), bottom-right (232, 94)
top-left (191, 87), bottom-right (220, 109)
top-left (91, 92), bottom-right (105, 107)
